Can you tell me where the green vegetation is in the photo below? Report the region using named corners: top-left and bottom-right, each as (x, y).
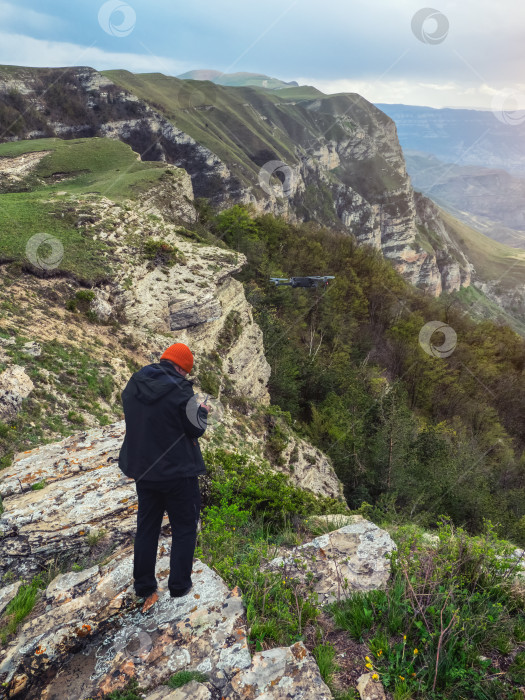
top-left (31, 480), bottom-right (47, 491)
top-left (195, 449), bottom-right (525, 697)
top-left (205, 206), bottom-right (525, 546)
top-left (86, 529), bottom-right (107, 548)
top-left (328, 521), bottom-right (525, 699)
top-left (0, 138), bottom-right (179, 283)
top-left (217, 309), bottom-right (242, 353)
top-left (0, 335), bottom-right (121, 469)
top-left (101, 678), bottom-right (145, 700)
top-left (143, 238), bottom-right (183, 267)
top-left (0, 574), bottom-right (46, 644)
top-left (440, 209), bottom-right (525, 291)
top-left (166, 670), bottom-right (209, 688)
top-left (195, 351), bottom-right (222, 397)
top-left (197, 449), bottom-right (346, 648)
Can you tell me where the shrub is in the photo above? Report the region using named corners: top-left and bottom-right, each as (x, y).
top-left (166, 670), bottom-right (208, 688)
top-left (31, 480), bottom-right (47, 491)
top-left (217, 310), bottom-right (242, 353)
top-left (143, 238), bottom-right (181, 267)
top-left (196, 449), bottom-right (346, 648)
top-left (0, 574), bottom-right (46, 643)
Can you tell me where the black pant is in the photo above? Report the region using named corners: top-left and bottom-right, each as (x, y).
top-left (133, 476), bottom-right (201, 597)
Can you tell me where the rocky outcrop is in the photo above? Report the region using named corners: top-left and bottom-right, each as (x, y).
top-left (227, 642), bottom-right (333, 699)
top-left (0, 515), bottom-right (393, 699)
top-left (0, 542), bottom-right (336, 699)
top-left (265, 516), bottom-right (395, 604)
top-left (414, 192), bottom-right (473, 291)
top-left (0, 366), bottom-right (34, 421)
top-left (0, 411), bottom-right (344, 581)
top-left (0, 542), bottom-right (252, 698)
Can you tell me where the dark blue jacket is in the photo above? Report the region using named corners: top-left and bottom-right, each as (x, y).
top-left (118, 360), bottom-right (207, 482)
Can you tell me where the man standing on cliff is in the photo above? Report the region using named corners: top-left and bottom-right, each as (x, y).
top-left (118, 343), bottom-right (209, 613)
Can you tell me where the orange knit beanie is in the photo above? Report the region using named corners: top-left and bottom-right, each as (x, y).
top-left (160, 343), bottom-right (194, 373)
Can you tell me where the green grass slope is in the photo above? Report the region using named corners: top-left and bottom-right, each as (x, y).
top-left (101, 70), bottom-right (397, 197)
top-left (440, 208), bottom-right (525, 289)
top-left (0, 137), bottom-right (176, 282)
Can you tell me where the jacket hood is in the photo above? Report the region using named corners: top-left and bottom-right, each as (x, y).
top-left (130, 362), bottom-right (190, 405)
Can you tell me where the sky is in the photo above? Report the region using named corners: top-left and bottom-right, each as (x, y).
top-left (1, 0), bottom-right (524, 109)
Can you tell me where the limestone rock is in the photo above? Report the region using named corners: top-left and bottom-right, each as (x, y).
top-left (0, 422), bottom-right (137, 580)
top-left (45, 565), bottom-right (100, 604)
top-left (278, 436), bottom-right (345, 501)
top-left (0, 581), bottom-right (22, 616)
top-left (357, 673), bottom-right (387, 700)
top-left (307, 513), bottom-right (364, 530)
top-left (169, 293), bottom-right (222, 330)
top-left (0, 545), bottom-right (251, 698)
top-left (20, 341), bottom-right (41, 358)
top-left (226, 642), bottom-right (333, 699)
top-left (145, 683), bottom-right (211, 700)
top-left (90, 290), bottom-right (113, 322)
top-left (266, 520), bottom-right (396, 604)
top-left (0, 365), bottom-right (34, 421)
top-left (0, 416), bottom-right (343, 580)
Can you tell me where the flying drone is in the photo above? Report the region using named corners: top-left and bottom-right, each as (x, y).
top-left (270, 276), bottom-right (335, 288)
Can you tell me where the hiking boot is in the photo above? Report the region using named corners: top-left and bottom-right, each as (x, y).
top-left (141, 590), bottom-right (159, 613)
top-left (170, 585), bottom-right (192, 598)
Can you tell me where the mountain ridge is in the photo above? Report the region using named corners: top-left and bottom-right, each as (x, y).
top-left (2, 65), bottom-right (525, 329)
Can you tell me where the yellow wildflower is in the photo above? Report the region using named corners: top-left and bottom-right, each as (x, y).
top-left (399, 675), bottom-right (405, 681)
top-left (413, 648), bottom-right (419, 654)
top-left (403, 635), bottom-right (406, 641)
top-left (365, 656), bottom-right (371, 662)
top-left (365, 663), bottom-right (373, 670)
top-left (377, 650), bottom-right (383, 656)
top-left (372, 673), bottom-right (379, 681)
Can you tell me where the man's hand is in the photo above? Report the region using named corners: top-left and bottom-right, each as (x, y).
top-left (200, 403), bottom-right (210, 413)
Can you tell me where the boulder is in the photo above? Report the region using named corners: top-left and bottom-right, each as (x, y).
top-left (226, 642), bottom-right (333, 699)
top-left (0, 365), bottom-right (34, 421)
top-left (90, 291), bottom-right (113, 322)
top-left (357, 673), bottom-right (387, 700)
top-left (20, 341), bottom-right (41, 358)
top-left (0, 543), bottom-right (251, 698)
top-left (306, 514), bottom-right (363, 530)
top-left (145, 683), bottom-right (211, 699)
top-left (0, 581), bottom-right (22, 616)
top-left (265, 520), bottom-right (396, 604)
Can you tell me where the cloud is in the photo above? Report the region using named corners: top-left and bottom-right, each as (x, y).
top-left (0, 1), bottom-right (67, 35)
top-left (0, 31), bottom-right (190, 74)
top-left (300, 77), bottom-right (525, 110)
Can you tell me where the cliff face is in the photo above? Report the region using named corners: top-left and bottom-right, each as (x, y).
top-left (0, 65), bottom-right (472, 298)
